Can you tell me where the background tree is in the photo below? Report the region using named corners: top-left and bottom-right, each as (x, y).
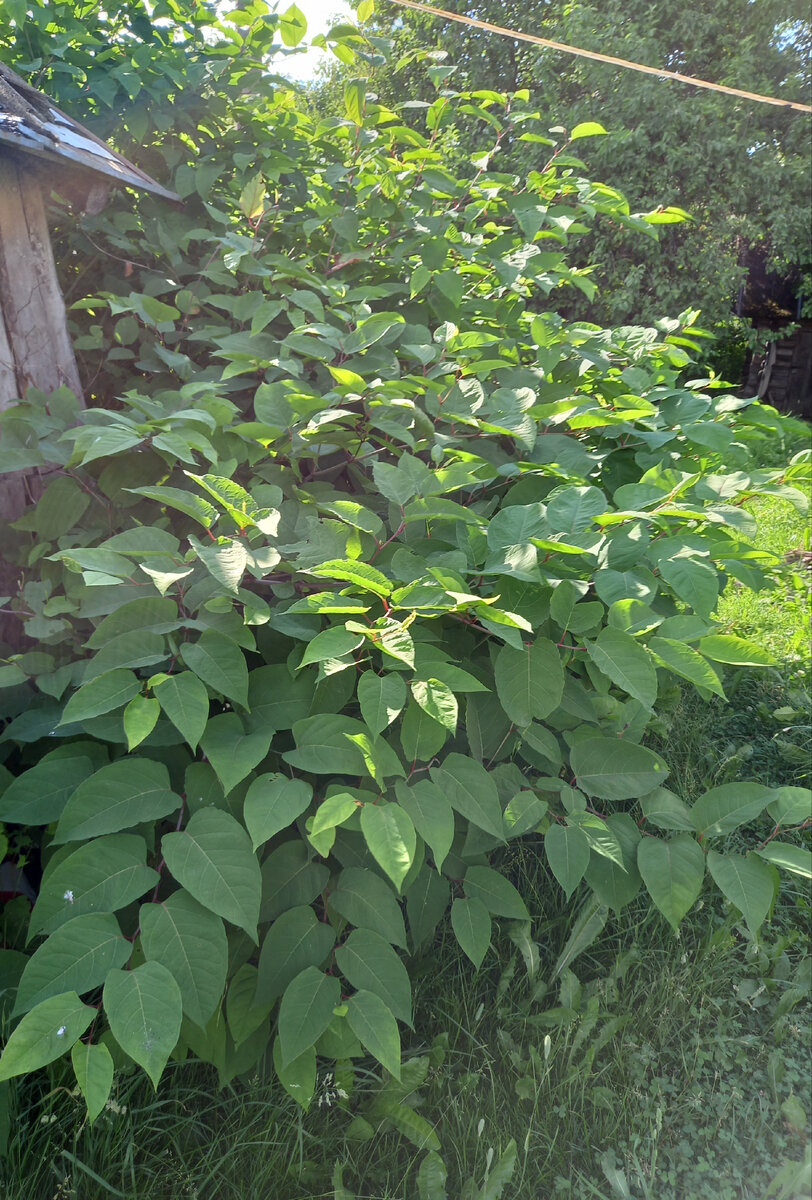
top-left (315, 0), bottom-right (812, 339)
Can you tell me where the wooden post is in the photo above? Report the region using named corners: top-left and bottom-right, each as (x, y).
top-left (0, 156), bottom-right (84, 647)
top-left (0, 157), bottom-right (83, 408)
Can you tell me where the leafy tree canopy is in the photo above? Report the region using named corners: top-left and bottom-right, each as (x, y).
top-left (314, 0), bottom-right (812, 329)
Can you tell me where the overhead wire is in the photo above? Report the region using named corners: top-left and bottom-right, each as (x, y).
top-left (386, 0), bottom-right (812, 115)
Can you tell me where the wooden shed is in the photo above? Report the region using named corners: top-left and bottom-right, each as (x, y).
top-left (0, 62), bottom-right (179, 645)
top-left (736, 247), bottom-right (812, 420)
top-left (0, 61), bottom-right (178, 415)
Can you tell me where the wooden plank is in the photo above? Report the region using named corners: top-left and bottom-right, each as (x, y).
top-left (0, 158), bottom-right (84, 648)
top-left (0, 157), bottom-right (83, 410)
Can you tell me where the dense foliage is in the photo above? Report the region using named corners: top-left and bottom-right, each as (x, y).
top-left (316, 0), bottom-right (812, 331)
top-left (0, 0), bottom-right (809, 1131)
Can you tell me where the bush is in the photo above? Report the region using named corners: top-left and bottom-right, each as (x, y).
top-left (0, 5), bottom-right (809, 1122)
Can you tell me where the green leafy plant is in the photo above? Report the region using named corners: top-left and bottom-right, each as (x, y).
top-left (0, 0), bottom-right (810, 1121)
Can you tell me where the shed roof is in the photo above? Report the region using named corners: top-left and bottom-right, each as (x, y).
top-left (0, 61), bottom-right (179, 202)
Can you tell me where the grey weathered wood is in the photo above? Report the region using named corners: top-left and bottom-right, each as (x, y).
top-left (0, 157), bottom-right (83, 411)
top-left (0, 158), bottom-right (84, 646)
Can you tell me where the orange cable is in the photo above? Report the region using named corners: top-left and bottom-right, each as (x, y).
top-left (386, 0), bottom-right (812, 114)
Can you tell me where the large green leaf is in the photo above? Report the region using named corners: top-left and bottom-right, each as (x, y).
top-left (154, 672), bottom-right (210, 750)
top-left (706, 850), bottom-right (775, 936)
top-left (494, 639), bottom-right (564, 727)
top-left (586, 627), bottom-right (657, 709)
top-left (310, 792), bottom-right (358, 839)
top-left (344, 730), bottom-right (405, 785)
top-left (272, 1037), bottom-right (316, 1111)
top-left (594, 569), bottom-right (657, 606)
top-left (226, 963), bottom-right (271, 1047)
top-left (584, 813), bottom-right (643, 912)
top-left (346, 989), bottom-right (401, 1079)
top-left (395, 780), bottom-right (455, 872)
top-left (330, 868), bottom-right (408, 948)
top-left (637, 834), bottom-right (705, 931)
top-left (0, 992), bottom-right (95, 1081)
top-left (417, 1150), bottom-right (448, 1200)
top-left (71, 1041), bottom-right (114, 1124)
top-left (406, 867), bottom-right (450, 951)
top-left (569, 812), bottom-right (624, 867)
top-left (139, 890), bottom-right (227, 1028)
top-left (278, 967), bottom-right (340, 1067)
top-left (767, 787), bottom-right (812, 828)
top-left (639, 787), bottom-right (695, 831)
top-left (410, 679), bottom-right (458, 732)
top-left (504, 791), bottom-right (548, 839)
top-left (283, 715), bottom-right (367, 775)
top-left (648, 637), bottom-right (725, 698)
top-left (698, 635), bottom-right (777, 667)
top-left (103, 962), bottom-right (182, 1088)
top-left (188, 534), bottom-right (247, 594)
top-left (335, 929), bottom-right (412, 1027)
top-left (53, 759), bottom-right (180, 843)
top-left (180, 631), bottom-right (249, 709)
top-left (450, 897), bottom-right (491, 968)
top-left (243, 775), bottom-right (313, 851)
top-left (58, 669), bottom-right (141, 726)
top-left (657, 553), bottom-right (719, 618)
top-left (199, 714), bottom-right (272, 795)
top-left (546, 485), bottom-right (606, 533)
top-left (357, 672), bottom-right (407, 735)
top-left (571, 738), bottom-right (669, 801)
top-left (260, 842), bottom-right (329, 923)
top-left (162, 809), bottom-right (261, 941)
top-left (691, 783), bottom-right (772, 837)
top-left (246, 665), bottom-right (312, 731)
top-left (306, 559), bottom-right (392, 597)
top-left (255, 906), bottom-right (336, 1006)
top-left (123, 694), bottom-right (160, 750)
top-left (14, 913), bottom-right (130, 1016)
top-left (544, 824), bottom-right (590, 899)
top-left (83, 632), bottom-right (166, 681)
top-left (400, 701), bottom-right (448, 763)
top-left (360, 803), bottom-right (416, 892)
top-left (463, 866), bottom-right (529, 920)
top-left (279, 2), bottom-right (307, 46)
top-left (86, 598), bottom-right (179, 649)
top-left (0, 756), bottom-right (95, 826)
top-left (429, 755), bottom-right (504, 841)
top-left (299, 625), bottom-right (363, 667)
top-left (30, 835), bottom-right (159, 937)
top-left (755, 843), bottom-right (811, 879)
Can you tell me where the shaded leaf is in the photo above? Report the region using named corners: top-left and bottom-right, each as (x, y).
top-left (336, 929), bottom-right (412, 1026)
top-left (103, 962), bottom-right (182, 1088)
top-left (346, 989), bottom-right (401, 1079)
top-left (278, 967), bottom-right (339, 1066)
top-left (162, 809), bottom-right (261, 941)
top-left (637, 834), bottom-right (705, 931)
top-left (0, 993), bottom-right (94, 1081)
top-left (707, 850), bottom-right (775, 935)
top-left (14, 913), bottom-right (130, 1016)
top-left (450, 897), bottom-right (491, 968)
top-left (360, 803), bottom-right (416, 892)
top-left (140, 890), bottom-right (227, 1028)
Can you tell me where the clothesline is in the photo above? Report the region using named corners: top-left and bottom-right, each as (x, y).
top-left (386, 0), bottom-right (812, 115)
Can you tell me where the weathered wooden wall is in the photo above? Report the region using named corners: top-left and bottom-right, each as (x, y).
top-left (743, 323), bottom-right (812, 421)
top-left (0, 156), bottom-right (84, 647)
top-left (0, 158), bottom-right (83, 410)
